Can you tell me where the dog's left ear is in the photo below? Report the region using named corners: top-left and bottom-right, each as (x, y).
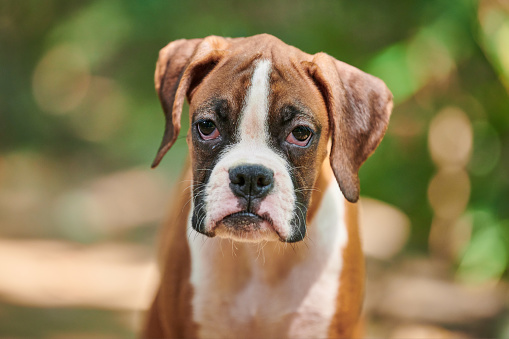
top-left (304, 53), bottom-right (393, 203)
top-left (152, 36), bottom-right (229, 167)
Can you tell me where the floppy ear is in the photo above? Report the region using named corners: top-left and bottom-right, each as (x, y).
top-left (152, 36), bottom-right (229, 168)
top-left (305, 53), bottom-right (393, 203)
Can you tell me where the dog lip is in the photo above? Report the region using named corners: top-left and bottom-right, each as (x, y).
top-left (218, 210), bottom-right (283, 238)
top-left (224, 211), bottom-right (263, 219)
top-left (220, 211), bottom-right (265, 226)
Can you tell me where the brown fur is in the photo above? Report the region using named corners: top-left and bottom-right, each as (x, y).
top-left (143, 166), bottom-right (197, 338)
top-left (328, 200), bottom-right (366, 338)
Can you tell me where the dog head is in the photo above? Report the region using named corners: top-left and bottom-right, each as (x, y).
top-left (152, 34), bottom-right (392, 243)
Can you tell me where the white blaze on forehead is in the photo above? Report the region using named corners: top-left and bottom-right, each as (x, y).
top-left (238, 59), bottom-right (272, 144)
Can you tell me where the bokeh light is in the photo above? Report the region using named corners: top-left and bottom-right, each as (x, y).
top-left (32, 45), bottom-right (91, 115)
top-left (428, 107), bottom-right (473, 170)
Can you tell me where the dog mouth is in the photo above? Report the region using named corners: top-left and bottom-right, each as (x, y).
top-left (221, 211), bottom-right (265, 229)
top-left (214, 211), bottom-right (281, 242)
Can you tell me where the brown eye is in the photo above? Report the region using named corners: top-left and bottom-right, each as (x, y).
top-left (292, 126), bottom-right (311, 141)
top-left (286, 126), bottom-right (312, 146)
top-left (197, 120), bottom-right (220, 140)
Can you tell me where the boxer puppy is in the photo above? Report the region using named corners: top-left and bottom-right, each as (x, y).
top-left (144, 34), bottom-right (392, 339)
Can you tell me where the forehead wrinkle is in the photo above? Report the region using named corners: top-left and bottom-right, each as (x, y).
top-left (281, 103), bottom-right (318, 123)
top-left (193, 102), bottom-right (215, 122)
top-left (192, 98), bottom-right (226, 121)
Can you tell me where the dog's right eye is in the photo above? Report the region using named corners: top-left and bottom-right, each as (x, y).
top-left (197, 120), bottom-right (220, 140)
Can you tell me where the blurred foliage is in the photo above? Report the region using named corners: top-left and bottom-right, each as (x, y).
top-left (1, 0), bottom-right (509, 271)
top-left (1, 0), bottom-right (509, 336)
top-left (457, 210), bottom-right (508, 283)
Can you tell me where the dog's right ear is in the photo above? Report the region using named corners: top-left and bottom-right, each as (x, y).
top-left (152, 36), bottom-right (229, 168)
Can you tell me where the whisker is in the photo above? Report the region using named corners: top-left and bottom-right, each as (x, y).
top-left (219, 238), bottom-right (224, 258)
top-left (294, 187), bottom-right (322, 193)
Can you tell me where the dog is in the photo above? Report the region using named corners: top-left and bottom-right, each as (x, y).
top-left (144, 34), bottom-right (392, 339)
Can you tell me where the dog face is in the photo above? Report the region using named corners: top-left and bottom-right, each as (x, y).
top-left (188, 57), bottom-right (330, 243)
top-left (152, 35), bottom-right (392, 243)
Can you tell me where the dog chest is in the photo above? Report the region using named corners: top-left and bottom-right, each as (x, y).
top-left (187, 181), bottom-right (348, 338)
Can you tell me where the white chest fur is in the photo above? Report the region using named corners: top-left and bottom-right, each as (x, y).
top-left (187, 181), bottom-right (348, 339)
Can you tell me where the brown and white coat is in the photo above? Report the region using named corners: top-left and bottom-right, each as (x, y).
top-left (144, 34), bottom-right (392, 339)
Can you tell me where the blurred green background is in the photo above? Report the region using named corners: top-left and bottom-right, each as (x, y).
top-left (1, 0), bottom-right (508, 338)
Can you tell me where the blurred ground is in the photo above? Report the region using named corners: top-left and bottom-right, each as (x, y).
top-left (0, 195), bottom-right (507, 338)
top-left (1, 0), bottom-right (509, 338)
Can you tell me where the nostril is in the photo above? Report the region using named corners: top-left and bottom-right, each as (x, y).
top-left (257, 177), bottom-right (264, 187)
top-left (257, 175), bottom-right (271, 187)
top-left (231, 173), bottom-right (245, 186)
top-left (237, 175), bottom-right (245, 186)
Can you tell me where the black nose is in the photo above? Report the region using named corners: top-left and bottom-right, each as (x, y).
top-left (229, 165), bottom-right (274, 200)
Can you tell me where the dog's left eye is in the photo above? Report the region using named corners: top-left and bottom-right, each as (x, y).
top-left (197, 120), bottom-right (220, 140)
top-left (286, 126), bottom-right (312, 147)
